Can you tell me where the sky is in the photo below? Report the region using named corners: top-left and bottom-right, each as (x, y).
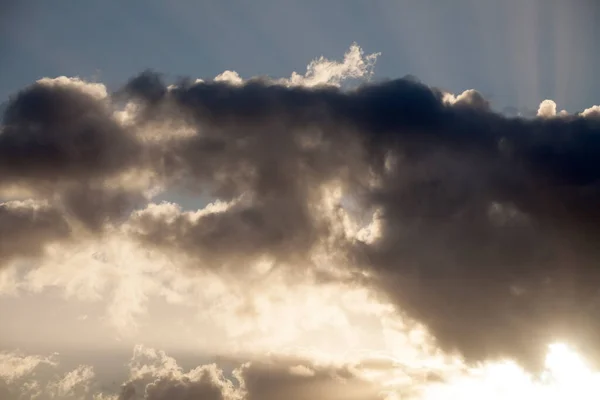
top-left (2, 0), bottom-right (600, 112)
top-left (3, 1), bottom-right (600, 399)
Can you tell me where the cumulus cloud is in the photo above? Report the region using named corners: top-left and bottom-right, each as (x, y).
top-left (0, 350), bottom-right (102, 400)
top-left (118, 345), bottom-right (235, 400)
top-left (4, 344), bottom-right (600, 400)
top-left (537, 99), bottom-right (568, 117)
top-left (114, 345), bottom-right (401, 400)
top-left (4, 43), bottom-right (600, 378)
top-left (1, 346), bottom-right (396, 400)
top-left (537, 99), bottom-right (558, 117)
top-left (0, 351), bottom-right (57, 383)
top-left (281, 42), bottom-right (380, 87)
top-left (442, 89), bottom-right (490, 110)
top-left (581, 105), bottom-right (600, 118)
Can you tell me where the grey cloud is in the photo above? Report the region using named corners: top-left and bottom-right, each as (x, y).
top-left (121, 73), bottom-right (600, 369)
top-left (0, 81), bottom-right (151, 269)
top-left (0, 201), bottom-right (71, 266)
top-left (117, 351), bottom-right (385, 400)
top-left (144, 375), bottom-right (228, 400)
top-left (120, 367), bottom-right (230, 400)
top-left (4, 71), bottom-right (600, 371)
top-left (62, 185), bottom-right (147, 231)
top-left (1, 81), bottom-right (141, 186)
top-left (238, 358), bottom-right (385, 400)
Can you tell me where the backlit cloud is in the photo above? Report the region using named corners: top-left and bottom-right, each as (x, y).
top-left (3, 44), bottom-right (600, 400)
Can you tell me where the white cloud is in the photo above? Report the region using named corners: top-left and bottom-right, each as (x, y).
top-left (281, 43), bottom-right (380, 88)
top-left (536, 99), bottom-right (567, 117)
top-left (0, 351), bottom-right (57, 382)
top-left (443, 89), bottom-right (489, 110)
top-left (47, 365), bottom-right (96, 399)
top-left (214, 70), bottom-right (243, 85)
top-left (581, 105), bottom-right (600, 118)
top-left (37, 76), bottom-right (108, 100)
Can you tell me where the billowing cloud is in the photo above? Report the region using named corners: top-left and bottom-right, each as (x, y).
top-left (0, 78), bottom-right (140, 186)
top-left (537, 99), bottom-right (558, 117)
top-left (581, 105), bottom-right (600, 118)
top-left (4, 344), bottom-right (599, 400)
top-left (4, 43), bottom-right (600, 379)
top-left (113, 345), bottom-right (392, 400)
top-left (0, 350), bottom-right (101, 400)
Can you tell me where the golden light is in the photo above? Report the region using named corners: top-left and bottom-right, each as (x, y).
top-left (419, 343), bottom-right (600, 400)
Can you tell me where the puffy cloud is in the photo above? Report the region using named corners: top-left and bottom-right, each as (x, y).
top-left (281, 42), bottom-right (380, 88)
top-left (0, 350), bottom-right (100, 400)
top-left (0, 351), bottom-right (57, 383)
top-left (118, 346), bottom-right (236, 400)
top-left (36, 76), bottom-right (108, 100)
top-left (537, 99), bottom-right (568, 117)
top-left (581, 105), bottom-right (600, 118)
top-left (0, 79), bottom-right (141, 186)
top-left (214, 71), bottom-right (243, 86)
top-left (0, 346), bottom-right (394, 400)
top-left (3, 344), bottom-right (600, 400)
top-left (4, 43), bottom-right (600, 375)
top-left (443, 89), bottom-right (490, 110)
top-left (537, 99), bottom-right (558, 117)
top-left (47, 365), bottom-right (97, 399)
top-left (116, 345), bottom-right (394, 400)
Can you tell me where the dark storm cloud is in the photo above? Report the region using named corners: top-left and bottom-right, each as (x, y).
top-left (4, 71), bottom-right (600, 370)
top-left (0, 81), bottom-right (147, 268)
top-left (121, 73), bottom-right (600, 370)
top-left (0, 80), bottom-right (141, 186)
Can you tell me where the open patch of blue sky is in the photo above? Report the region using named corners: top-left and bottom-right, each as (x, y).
top-left (2, 0), bottom-right (599, 112)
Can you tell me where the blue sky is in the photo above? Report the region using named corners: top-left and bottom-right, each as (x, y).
top-left (2, 0), bottom-right (599, 113)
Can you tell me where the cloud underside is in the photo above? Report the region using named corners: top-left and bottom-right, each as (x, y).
top-left (3, 43), bottom-right (600, 375)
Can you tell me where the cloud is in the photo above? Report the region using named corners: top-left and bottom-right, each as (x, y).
top-left (581, 105), bottom-right (600, 118)
top-left (0, 350), bottom-right (101, 400)
top-left (4, 344), bottom-right (600, 400)
top-left (4, 43), bottom-right (600, 374)
top-left (0, 78), bottom-right (140, 186)
top-left (47, 365), bottom-right (97, 399)
top-left (116, 345), bottom-right (395, 400)
top-left (0, 351), bottom-right (57, 383)
top-left (0, 346), bottom-right (396, 400)
top-left (281, 42), bottom-right (380, 88)
top-left (118, 346), bottom-right (236, 400)
top-left (117, 68), bottom-right (600, 369)
top-left (443, 89), bottom-right (490, 111)
top-left (237, 357), bottom-right (384, 400)
top-left (537, 99), bottom-right (558, 117)
top-left (537, 99), bottom-right (568, 117)
top-left (0, 200), bottom-right (71, 266)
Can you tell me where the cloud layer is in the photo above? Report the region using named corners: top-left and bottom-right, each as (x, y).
top-left (3, 343), bottom-right (600, 400)
top-left (3, 44), bottom-right (600, 377)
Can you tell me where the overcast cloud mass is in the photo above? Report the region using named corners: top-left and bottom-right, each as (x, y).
top-left (3, 44), bottom-right (600, 399)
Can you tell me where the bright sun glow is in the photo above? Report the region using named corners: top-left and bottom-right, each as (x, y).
top-left (420, 343), bottom-right (600, 400)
